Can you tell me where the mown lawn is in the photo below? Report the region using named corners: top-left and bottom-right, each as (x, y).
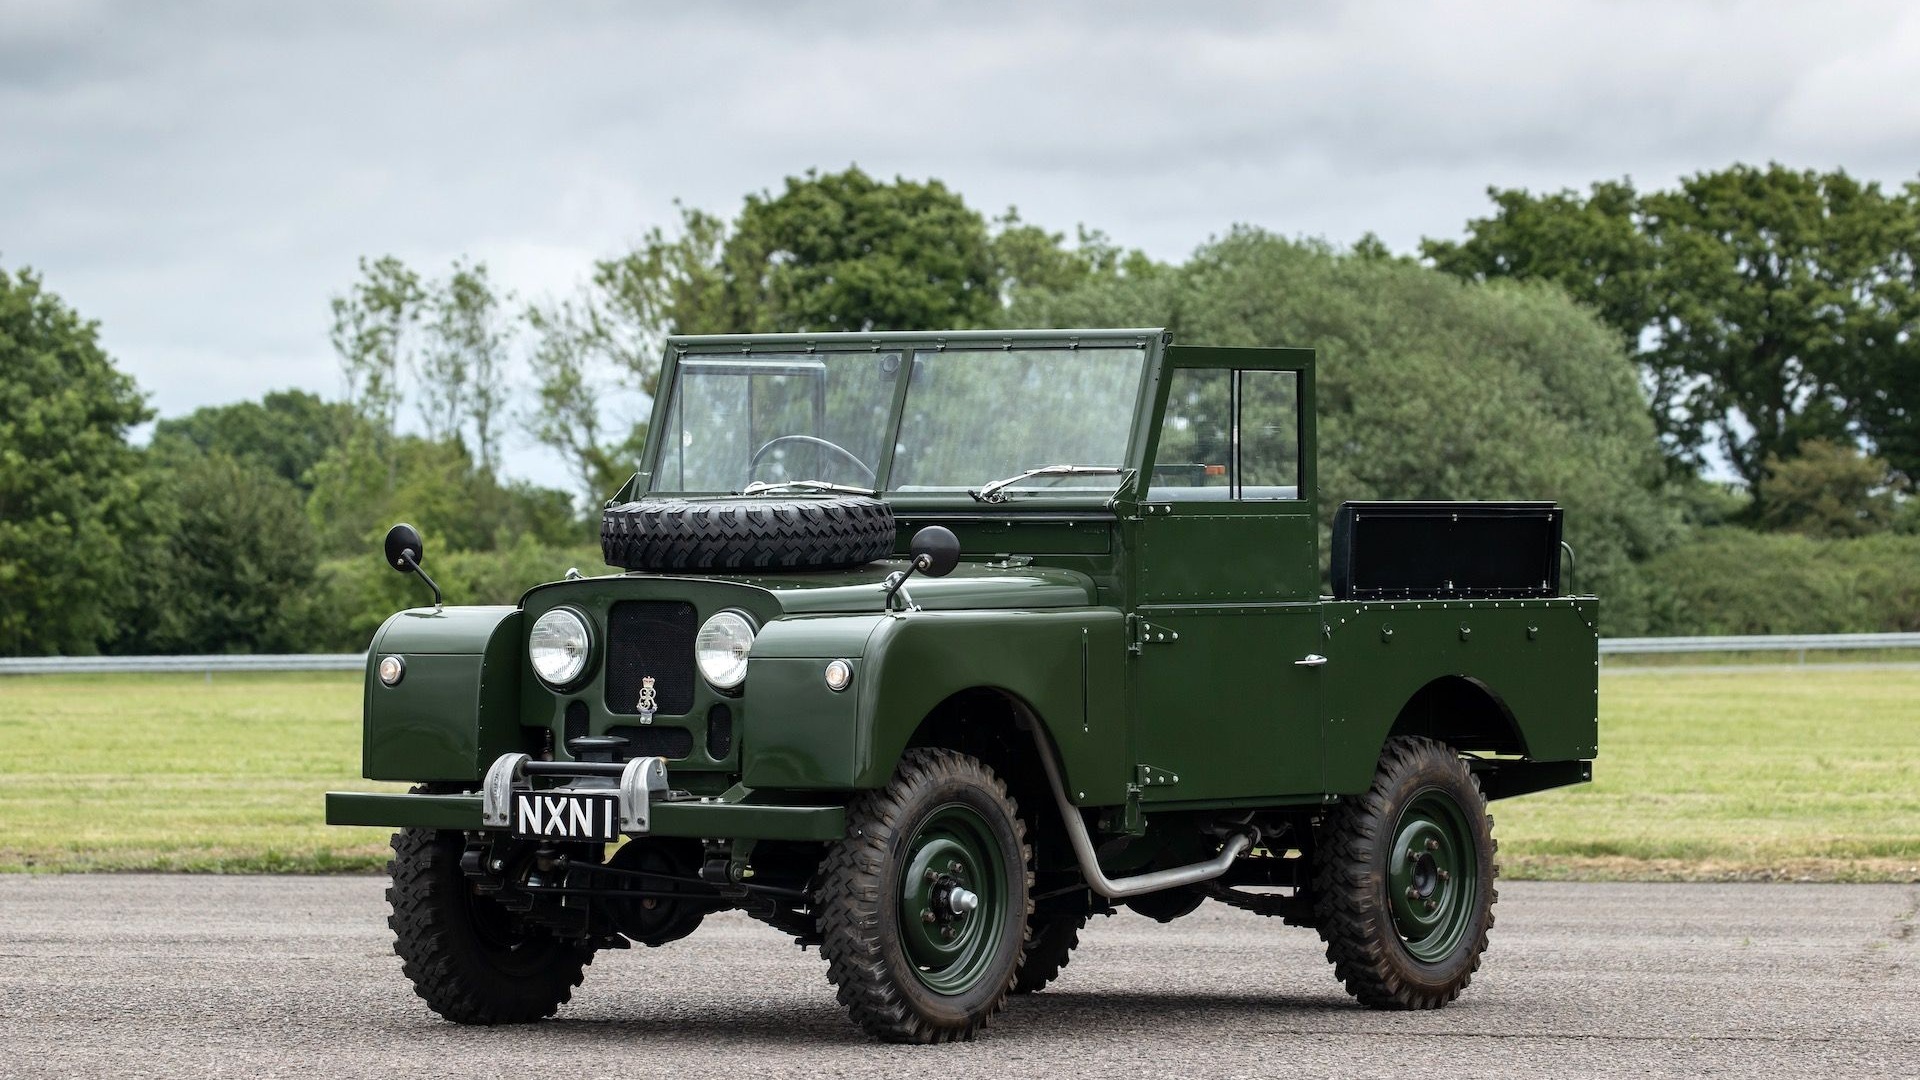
top-left (0, 667), bottom-right (1915, 879)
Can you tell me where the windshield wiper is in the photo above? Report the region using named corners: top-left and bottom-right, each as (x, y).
top-left (740, 479), bottom-right (880, 497)
top-left (970, 465), bottom-right (1128, 504)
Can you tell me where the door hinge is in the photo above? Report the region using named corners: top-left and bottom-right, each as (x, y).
top-left (1136, 764), bottom-right (1180, 788)
top-left (1128, 614), bottom-right (1179, 652)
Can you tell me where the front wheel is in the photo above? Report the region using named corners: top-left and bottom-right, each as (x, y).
top-left (386, 828), bottom-right (594, 1024)
top-left (816, 749), bottom-right (1032, 1043)
top-left (1312, 736), bottom-right (1497, 1009)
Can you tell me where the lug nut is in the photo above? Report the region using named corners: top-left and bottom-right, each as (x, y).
top-left (1426, 839), bottom-right (1440, 851)
top-left (921, 910), bottom-right (936, 924)
top-left (1425, 900), bottom-right (1438, 912)
top-left (948, 860), bottom-right (963, 874)
top-left (1405, 887), bottom-right (1419, 900)
top-left (1437, 869), bottom-right (1451, 882)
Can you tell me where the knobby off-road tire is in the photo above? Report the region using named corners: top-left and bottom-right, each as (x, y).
top-left (387, 827), bottom-right (595, 1025)
top-left (1012, 913), bottom-right (1086, 994)
top-left (601, 496), bottom-right (895, 572)
top-left (1311, 736), bottom-right (1497, 1010)
top-left (815, 748), bottom-right (1033, 1043)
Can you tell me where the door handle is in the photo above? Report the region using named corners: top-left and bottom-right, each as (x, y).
top-left (1294, 654), bottom-right (1328, 667)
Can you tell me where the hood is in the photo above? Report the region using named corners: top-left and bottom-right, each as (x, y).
top-left (672, 560), bottom-right (1097, 615)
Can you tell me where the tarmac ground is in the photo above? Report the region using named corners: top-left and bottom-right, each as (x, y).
top-left (0, 875), bottom-right (1915, 1079)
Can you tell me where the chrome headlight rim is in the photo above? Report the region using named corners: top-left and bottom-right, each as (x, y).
top-left (529, 606), bottom-right (596, 689)
top-left (696, 608), bottom-right (758, 691)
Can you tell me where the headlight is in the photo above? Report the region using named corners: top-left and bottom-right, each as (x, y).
top-left (696, 610), bottom-right (756, 690)
top-left (529, 608), bottom-right (592, 687)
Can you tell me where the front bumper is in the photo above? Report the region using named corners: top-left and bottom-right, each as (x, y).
top-left (325, 753), bottom-right (848, 842)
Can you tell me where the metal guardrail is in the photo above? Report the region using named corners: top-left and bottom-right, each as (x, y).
top-left (0, 654), bottom-right (365, 675)
top-left (1599, 632), bottom-right (1920, 656)
top-left (2, 633), bottom-right (1918, 675)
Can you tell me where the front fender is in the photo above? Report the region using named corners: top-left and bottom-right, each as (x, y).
top-left (363, 605), bottom-right (525, 781)
top-left (740, 609), bottom-right (1129, 806)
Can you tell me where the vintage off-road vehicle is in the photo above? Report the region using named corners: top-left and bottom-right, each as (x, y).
top-left (327, 328), bottom-right (1598, 1043)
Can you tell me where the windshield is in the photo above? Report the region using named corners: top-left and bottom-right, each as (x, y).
top-left (652, 345), bottom-right (1147, 497)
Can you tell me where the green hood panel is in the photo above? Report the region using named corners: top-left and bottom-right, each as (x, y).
top-left (372, 605), bottom-right (519, 654)
top-left (705, 561), bottom-right (1097, 615)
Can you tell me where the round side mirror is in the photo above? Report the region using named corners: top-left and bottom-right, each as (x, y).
top-left (383, 523), bottom-right (425, 573)
top-left (909, 525), bottom-right (961, 578)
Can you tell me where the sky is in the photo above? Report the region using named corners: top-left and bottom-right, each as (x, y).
top-left (4, 0), bottom-right (1918, 492)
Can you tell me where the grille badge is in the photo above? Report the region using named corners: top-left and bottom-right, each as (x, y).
top-left (636, 676), bottom-right (658, 725)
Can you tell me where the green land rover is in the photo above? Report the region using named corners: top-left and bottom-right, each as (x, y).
top-left (328, 328), bottom-right (1597, 1043)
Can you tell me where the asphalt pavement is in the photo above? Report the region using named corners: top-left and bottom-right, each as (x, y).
top-left (0, 875), bottom-right (1914, 1079)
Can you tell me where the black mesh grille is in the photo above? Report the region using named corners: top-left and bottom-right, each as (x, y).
top-left (604, 601), bottom-right (697, 716)
top-left (564, 700), bottom-right (589, 744)
top-left (608, 725), bottom-right (695, 760)
top-left (706, 703), bottom-right (733, 759)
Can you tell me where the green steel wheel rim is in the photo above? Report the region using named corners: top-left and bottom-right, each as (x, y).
top-left (1385, 788), bottom-right (1479, 964)
top-left (895, 802), bottom-right (1008, 996)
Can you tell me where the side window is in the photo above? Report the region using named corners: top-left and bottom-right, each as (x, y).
top-left (1148, 367), bottom-right (1302, 502)
top-left (1239, 369), bottom-right (1300, 500)
top-left (1148, 368), bottom-right (1232, 501)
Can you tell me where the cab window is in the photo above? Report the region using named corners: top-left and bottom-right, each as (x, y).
top-left (1148, 368), bottom-right (1300, 501)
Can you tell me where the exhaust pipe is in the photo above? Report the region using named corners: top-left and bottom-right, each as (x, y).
top-left (1027, 721), bottom-right (1255, 899)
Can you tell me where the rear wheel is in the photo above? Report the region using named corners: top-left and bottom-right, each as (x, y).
top-left (1312, 737), bottom-right (1497, 1009)
top-left (816, 749), bottom-right (1032, 1042)
top-left (386, 828), bottom-right (594, 1024)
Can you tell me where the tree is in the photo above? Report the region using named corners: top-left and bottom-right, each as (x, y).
top-left (0, 264), bottom-right (151, 655)
top-left (149, 389), bottom-right (359, 493)
top-left (1755, 439), bottom-right (1896, 538)
top-left (1422, 165), bottom-right (1920, 497)
top-left (1007, 229), bottom-right (1680, 631)
top-left (424, 260), bottom-right (514, 471)
top-left (523, 168), bottom-right (1133, 503)
top-left (119, 451), bottom-right (322, 654)
top-left (329, 255), bottom-right (424, 440)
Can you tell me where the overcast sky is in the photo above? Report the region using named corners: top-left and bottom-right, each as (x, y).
top-left (5, 0), bottom-right (1917, 490)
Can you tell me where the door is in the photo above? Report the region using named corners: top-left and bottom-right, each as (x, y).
top-left (1128, 357), bottom-right (1328, 802)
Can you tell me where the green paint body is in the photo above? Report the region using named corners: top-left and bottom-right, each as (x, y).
top-left (328, 329), bottom-right (1596, 836)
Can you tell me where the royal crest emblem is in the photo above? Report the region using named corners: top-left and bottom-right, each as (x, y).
top-left (636, 676), bottom-right (658, 725)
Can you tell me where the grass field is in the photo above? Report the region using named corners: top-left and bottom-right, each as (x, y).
top-left (1, 668), bottom-right (1916, 879)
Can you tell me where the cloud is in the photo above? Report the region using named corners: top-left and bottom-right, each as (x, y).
top-left (2, 0), bottom-right (1916, 491)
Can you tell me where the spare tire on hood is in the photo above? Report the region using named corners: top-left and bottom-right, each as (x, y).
top-left (601, 495), bottom-right (897, 572)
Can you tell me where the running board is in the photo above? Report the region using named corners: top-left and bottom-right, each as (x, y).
top-left (1027, 723), bottom-right (1256, 899)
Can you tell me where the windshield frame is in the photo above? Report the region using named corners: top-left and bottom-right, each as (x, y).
top-left (641, 328), bottom-right (1168, 509)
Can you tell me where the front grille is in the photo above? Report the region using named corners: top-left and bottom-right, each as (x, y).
top-left (706, 703), bottom-right (733, 759)
top-left (609, 724), bottom-right (695, 760)
top-left (604, 601), bottom-right (697, 716)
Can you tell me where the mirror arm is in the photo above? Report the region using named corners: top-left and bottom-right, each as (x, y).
top-left (398, 549), bottom-right (444, 611)
top-left (881, 554), bottom-right (932, 613)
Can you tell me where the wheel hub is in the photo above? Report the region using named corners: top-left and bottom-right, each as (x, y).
top-left (895, 803), bottom-right (1008, 995)
top-left (1386, 790), bottom-right (1479, 963)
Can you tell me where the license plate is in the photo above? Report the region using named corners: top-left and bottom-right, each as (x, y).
top-left (510, 790), bottom-right (620, 842)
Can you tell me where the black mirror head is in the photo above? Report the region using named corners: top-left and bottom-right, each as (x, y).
top-left (909, 525), bottom-right (961, 578)
top-left (383, 523), bottom-right (425, 573)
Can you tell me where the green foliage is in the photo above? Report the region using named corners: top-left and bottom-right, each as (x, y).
top-left (305, 432), bottom-right (582, 560)
top-left (309, 537), bottom-right (606, 651)
top-left (524, 167), bottom-right (1137, 506)
top-left (1756, 439), bottom-right (1896, 538)
top-left (0, 265), bottom-right (151, 656)
top-left (1423, 165), bottom-right (1920, 497)
top-left (149, 389), bottom-right (359, 493)
top-left (1008, 229), bottom-right (1680, 630)
top-left (1639, 527), bottom-right (1920, 634)
top-left (117, 451), bottom-right (321, 654)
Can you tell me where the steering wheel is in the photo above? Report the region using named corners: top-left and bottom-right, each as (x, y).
top-left (747, 435), bottom-right (877, 484)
